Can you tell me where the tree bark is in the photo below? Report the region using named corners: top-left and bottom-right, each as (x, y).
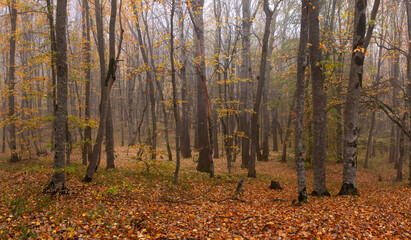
top-left (106, 100), bottom-right (115, 168)
top-left (272, 108), bottom-right (279, 152)
top-left (46, 0), bottom-right (57, 152)
top-left (105, 0), bottom-right (118, 169)
top-left (81, 0), bottom-right (92, 165)
top-left (281, 99), bottom-right (295, 163)
top-left (338, 0), bottom-right (380, 196)
top-left (84, 0), bottom-right (106, 179)
top-left (7, 0), bottom-right (19, 163)
top-left (84, 0), bottom-right (123, 181)
top-left (309, 0), bottom-right (330, 197)
top-left (396, 123), bottom-right (404, 181)
top-left (179, 6), bottom-right (191, 158)
top-left (406, 0), bottom-right (411, 186)
top-left (44, 0), bottom-right (68, 193)
top-left (248, 0), bottom-right (273, 178)
top-left (240, 0), bottom-right (251, 168)
top-left (295, 0), bottom-right (309, 203)
top-left (212, 0), bottom-right (222, 159)
top-left (170, 0), bottom-right (181, 184)
top-left (262, 12), bottom-right (277, 162)
top-left (190, 0), bottom-right (214, 177)
top-left (127, 56), bottom-right (137, 146)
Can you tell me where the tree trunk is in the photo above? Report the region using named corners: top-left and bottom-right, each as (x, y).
top-left (272, 108), bottom-right (279, 151)
top-left (364, 111), bottom-right (375, 169)
top-left (132, 4), bottom-right (157, 160)
top-left (295, 0), bottom-right (309, 203)
top-left (281, 99), bottom-right (295, 163)
top-left (364, 37), bottom-right (383, 168)
top-left (338, 0), bottom-right (380, 196)
top-left (82, 0), bottom-right (92, 165)
top-left (46, 0), bottom-right (57, 152)
top-left (191, 0), bottom-right (214, 177)
top-left (309, 0), bottom-right (330, 197)
top-left (406, 0), bottom-right (411, 186)
top-left (84, 0), bottom-right (106, 179)
top-left (106, 100), bottom-right (115, 168)
top-left (262, 12), bottom-right (277, 162)
top-left (84, 0), bottom-right (122, 181)
top-left (335, 3), bottom-right (346, 163)
top-left (248, 0), bottom-right (273, 178)
top-left (212, 0), bottom-right (222, 159)
top-left (119, 83), bottom-right (125, 147)
top-left (170, 0), bottom-right (181, 184)
top-left (396, 124), bottom-right (404, 181)
top-left (7, 0), bottom-right (19, 163)
top-left (127, 57), bottom-right (137, 146)
top-left (212, 108), bottom-right (219, 158)
top-left (105, 0), bottom-right (118, 169)
top-left (179, 7), bottom-right (191, 158)
top-left (2, 52), bottom-right (6, 153)
top-left (240, 0), bottom-right (251, 168)
top-left (44, 0), bottom-right (68, 193)
top-left (140, 13), bottom-right (173, 162)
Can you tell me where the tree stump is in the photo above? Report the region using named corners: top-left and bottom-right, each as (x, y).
top-left (269, 181), bottom-right (283, 190)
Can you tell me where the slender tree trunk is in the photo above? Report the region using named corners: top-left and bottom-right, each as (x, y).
top-left (179, 7), bottom-right (191, 158)
top-left (396, 124), bottom-right (404, 181)
top-left (212, 109), bottom-right (219, 158)
top-left (127, 57), bottom-right (137, 146)
top-left (140, 13), bottom-right (173, 162)
top-left (339, 0), bottom-right (380, 196)
top-left (105, 0), bottom-right (118, 169)
top-left (132, 5), bottom-right (157, 160)
top-left (2, 52), bottom-right (6, 153)
top-left (212, 0), bottom-right (222, 159)
top-left (7, 0), bottom-right (19, 163)
top-left (364, 38), bottom-right (383, 168)
top-left (46, 0), bottom-right (57, 151)
top-left (170, 0), bottom-right (181, 184)
top-left (191, 0), bottom-right (214, 177)
top-left (335, 3), bottom-right (345, 163)
top-left (82, 0), bottom-right (92, 165)
top-left (309, 0), bottom-right (330, 196)
top-left (248, 0), bottom-right (273, 178)
top-left (406, 0), bottom-right (411, 186)
top-left (389, 120), bottom-right (396, 163)
top-left (44, 0), bottom-right (68, 193)
top-left (262, 13), bottom-right (277, 161)
top-left (85, 0), bottom-right (106, 179)
top-left (84, 0), bottom-right (123, 181)
top-left (281, 99), bottom-right (295, 162)
top-left (240, 0), bottom-right (251, 168)
top-left (295, 0), bottom-right (309, 203)
top-left (119, 80), bottom-right (125, 147)
top-left (272, 108), bottom-right (279, 151)
top-left (106, 100), bottom-right (115, 168)
top-left (364, 111), bottom-right (375, 169)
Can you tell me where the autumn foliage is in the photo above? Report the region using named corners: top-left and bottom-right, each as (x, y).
top-left (0, 150), bottom-right (409, 239)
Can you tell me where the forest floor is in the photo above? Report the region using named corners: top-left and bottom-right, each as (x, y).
top-left (0, 147), bottom-right (410, 239)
